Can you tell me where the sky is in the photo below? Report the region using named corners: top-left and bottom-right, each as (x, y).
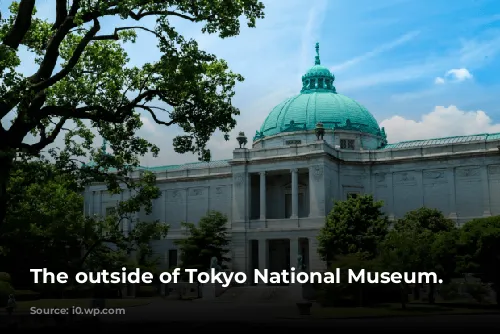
top-left (2, 0), bottom-right (500, 166)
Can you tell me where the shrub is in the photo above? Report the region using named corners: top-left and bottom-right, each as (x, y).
top-left (465, 282), bottom-right (490, 303)
top-left (0, 281), bottom-right (15, 307)
top-left (0, 272), bottom-right (11, 283)
top-left (438, 282), bottom-right (460, 301)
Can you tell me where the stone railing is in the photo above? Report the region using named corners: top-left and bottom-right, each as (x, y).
top-left (233, 139), bottom-right (500, 163)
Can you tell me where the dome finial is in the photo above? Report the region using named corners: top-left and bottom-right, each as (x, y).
top-left (315, 42), bottom-right (320, 65)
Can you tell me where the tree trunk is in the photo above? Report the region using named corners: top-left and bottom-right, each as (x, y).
top-left (413, 283), bottom-right (420, 300)
top-left (400, 284), bottom-right (407, 309)
top-left (0, 154), bottom-right (14, 232)
top-left (428, 282), bottom-right (435, 304)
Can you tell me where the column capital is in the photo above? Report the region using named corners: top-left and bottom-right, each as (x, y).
top-left (259, 171), bottom-right (266, 176)
top-left (290, 168), bottom-right (298, 173)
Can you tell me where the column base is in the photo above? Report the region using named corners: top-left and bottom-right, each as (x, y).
top-left (290, 215), bottom-right (298, 219)
top-left (259, 216), bottom-right (266, 221)
top-left (202, 283), bottom-right (216, 300)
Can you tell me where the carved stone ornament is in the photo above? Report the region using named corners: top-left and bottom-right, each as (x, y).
top-left (488, 165), bottom-right (500, 175)
top-left (215, 187), bottom-right (223, 195)
top-left (399, 172), bottom-right (415, 182)
top-left (424, 170), bottom-right (445, 179)
top-left (311, 165), bottom-right (323, 181)
top-left (234, 173), bottom-right (244, 187)
top-left (190, 188), bottom-right (204, 196)
top-left (168, 189), bottom-right (181, 200)
top-left (457, 167), bottom-right (480, 178)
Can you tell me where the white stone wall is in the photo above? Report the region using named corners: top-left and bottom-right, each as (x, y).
top-left (83, 133), bottom-right (500, 277)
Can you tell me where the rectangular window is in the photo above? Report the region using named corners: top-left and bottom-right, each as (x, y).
top-left (168, 249), bottom-right (178, 268)
top-left (340, 139), bottom-right (355, 150)
top-left (347, 192), bottom-right (359, 199)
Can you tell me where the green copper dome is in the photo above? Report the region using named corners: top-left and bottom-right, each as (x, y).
top-left (254, 43), bottom-right (382, 140)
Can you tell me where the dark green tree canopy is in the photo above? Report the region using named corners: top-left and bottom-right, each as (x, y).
top-left (395, 207), bottom-right (455, 233)
top-left (318, 194), bottom-right (389, 261)
top-left (1, 158), bottom-right (168, 287)
top-left (458, 216), bottom-right (500, 302)
top-left (176, 211), bottom-right (231, 272)
top-left (0, 0), bottom-right (265, 227)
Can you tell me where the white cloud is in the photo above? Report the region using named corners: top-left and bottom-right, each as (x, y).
top-left (433, 68), bottom-right (472, 85)
top-left (445, 68), bottom-right (472, 81)
top-left (340, 30), bottom-right (500, 91)
top-left (434, 77), bottom-right (445, 84)
top-left (380, 105), bottom-right (500, 143)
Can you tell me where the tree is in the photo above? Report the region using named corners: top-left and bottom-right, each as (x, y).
top-left (380, 228), bottom-right (432, 309)
top-left (320, 253), bottom-right (383, 307)
top-left (395, 207), bottom-right (455, 233)
top-left (0, 0), bottom-right (266, 229)
top-left (394, 207), bottom-right (458, 303)
top-left (0, 158), bottom-right (169, 290)
top-left (458, 216), bottom-right (500, 305)
top-left (317, 194), bottom-right (389, 263)
top-left (176, 211), bottom-right (230, 272)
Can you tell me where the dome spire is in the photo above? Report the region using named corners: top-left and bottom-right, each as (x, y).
top-left (315, 42), bottom-right (321, 65)
top-left (300, 42), bottom-right (336, 93)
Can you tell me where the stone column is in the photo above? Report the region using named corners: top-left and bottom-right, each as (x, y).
top-left (90, 191), bottom-right (95, 216)
top-left (291, 168), bottom-right (299, 219)
top-left (387, 173), bottom-right (395, 221)
top-left (290, 237), bottom-right (299, 271)
top-left (482, 165), bottom-right (491, 217)
top-left (99, 191), bottom-right (103, 217)
top-left (257, 239), bottom-right (267, 285)
top-left (289, 237), bottom-right (302, 300)
top-left (259, 172), bottom-right (266, 220)
top-left (308, 165), bottom-right (325, 218)
top-left (448, 168), bottom-right (458, 222)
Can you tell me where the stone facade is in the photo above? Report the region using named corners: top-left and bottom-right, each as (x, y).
top-left (83, 131), bottom-right (500, 278)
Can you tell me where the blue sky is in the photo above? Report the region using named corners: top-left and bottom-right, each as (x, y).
top-left (2, 0), bottom-right (500, 165)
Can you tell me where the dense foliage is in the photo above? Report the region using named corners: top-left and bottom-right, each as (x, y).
top-left (317, 194), bottom-right (389, 262)
top-left (176, 211), bottom-right (231, 272)
top-left (0, 158), bottom-right (168, 293)
top-left (0, 0), bottom-right (265, 229)
top-left (319, 197), bottom-right (500, 308)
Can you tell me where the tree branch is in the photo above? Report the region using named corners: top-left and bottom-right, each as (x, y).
top-left (1, 0), bottom-right (36, 49)
top-left (128, 10), bottom-right (196, 22)
top-left (53, 0), bottom-right (68, 30)
top-left (136, 105), bottom-right (175, 126)
top-left (40, 105), bottom-right (123, 123)
top-left (32, 18), bottom-right (101, 91)
top-left (16, 116), bottom-right (68, 153)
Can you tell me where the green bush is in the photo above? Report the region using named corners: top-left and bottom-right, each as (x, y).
top-left (438, 282), bottom-right (460, 301)
top-left (465, 282), bottom-right (490, 303)
top-left (0, 281), bottom-right (15, 307)
top-left (0, 272), bottom-right (11, 283)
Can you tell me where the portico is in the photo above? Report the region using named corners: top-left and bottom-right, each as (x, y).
top-left (249, 166), bottom-right (325, 223)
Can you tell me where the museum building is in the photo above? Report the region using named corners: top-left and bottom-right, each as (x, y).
top-left (84, 44), bottom-right (500, 277)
